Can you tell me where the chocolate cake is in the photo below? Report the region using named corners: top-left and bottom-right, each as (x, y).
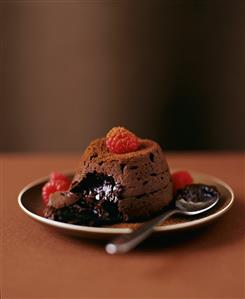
top-left (44, 128), bottom-right (173, 225)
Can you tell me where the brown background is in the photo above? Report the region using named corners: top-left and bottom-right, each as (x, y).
top-left (1, 1), bottom-right (245, 152)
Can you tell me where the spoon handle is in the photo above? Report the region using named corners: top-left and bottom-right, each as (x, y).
top-left (105, 209), bottom-right (180, 254)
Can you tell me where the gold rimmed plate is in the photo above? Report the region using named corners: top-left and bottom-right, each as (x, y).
top-left (18, 170), bottom-right (234, 239)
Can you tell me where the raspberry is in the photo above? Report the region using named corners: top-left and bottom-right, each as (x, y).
top-left (106, 127), bottom-right (139, 154)
top-left (172, 170), bottom-right (193, 194)
top-left (42, 179), bottom-right (70, 205)
top-left (50, 172), bottom-right (69, 183)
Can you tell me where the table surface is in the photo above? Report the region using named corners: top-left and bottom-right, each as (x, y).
top-left (1, 152), bottom-right (245, 299)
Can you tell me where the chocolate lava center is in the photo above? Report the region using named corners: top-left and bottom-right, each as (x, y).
top-left (54, 173), bottom-right (123, 225)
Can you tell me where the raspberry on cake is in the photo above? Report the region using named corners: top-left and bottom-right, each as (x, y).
top-left (44, 127), bottom-right (173, 225)
top-left (106, 127), bottom-right (139, 154)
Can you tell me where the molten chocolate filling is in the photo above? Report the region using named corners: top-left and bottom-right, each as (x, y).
top-left (50, 173), bottom-right (123, 225)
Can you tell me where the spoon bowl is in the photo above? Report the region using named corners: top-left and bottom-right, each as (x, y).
top-left (175, 196), bottom-right (219, 215)
top-left (175, 184), bottom-right (221, 214)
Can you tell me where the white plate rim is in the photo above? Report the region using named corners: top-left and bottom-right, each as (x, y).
top-left (18, 170), bottom-right (234, 235)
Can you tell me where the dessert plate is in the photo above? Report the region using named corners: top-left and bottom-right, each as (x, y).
top-left (18, 170), bottom-right (234, 239)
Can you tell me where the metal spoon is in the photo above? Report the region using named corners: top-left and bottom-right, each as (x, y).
top-left (105, 191), bottom-right (219, 254)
